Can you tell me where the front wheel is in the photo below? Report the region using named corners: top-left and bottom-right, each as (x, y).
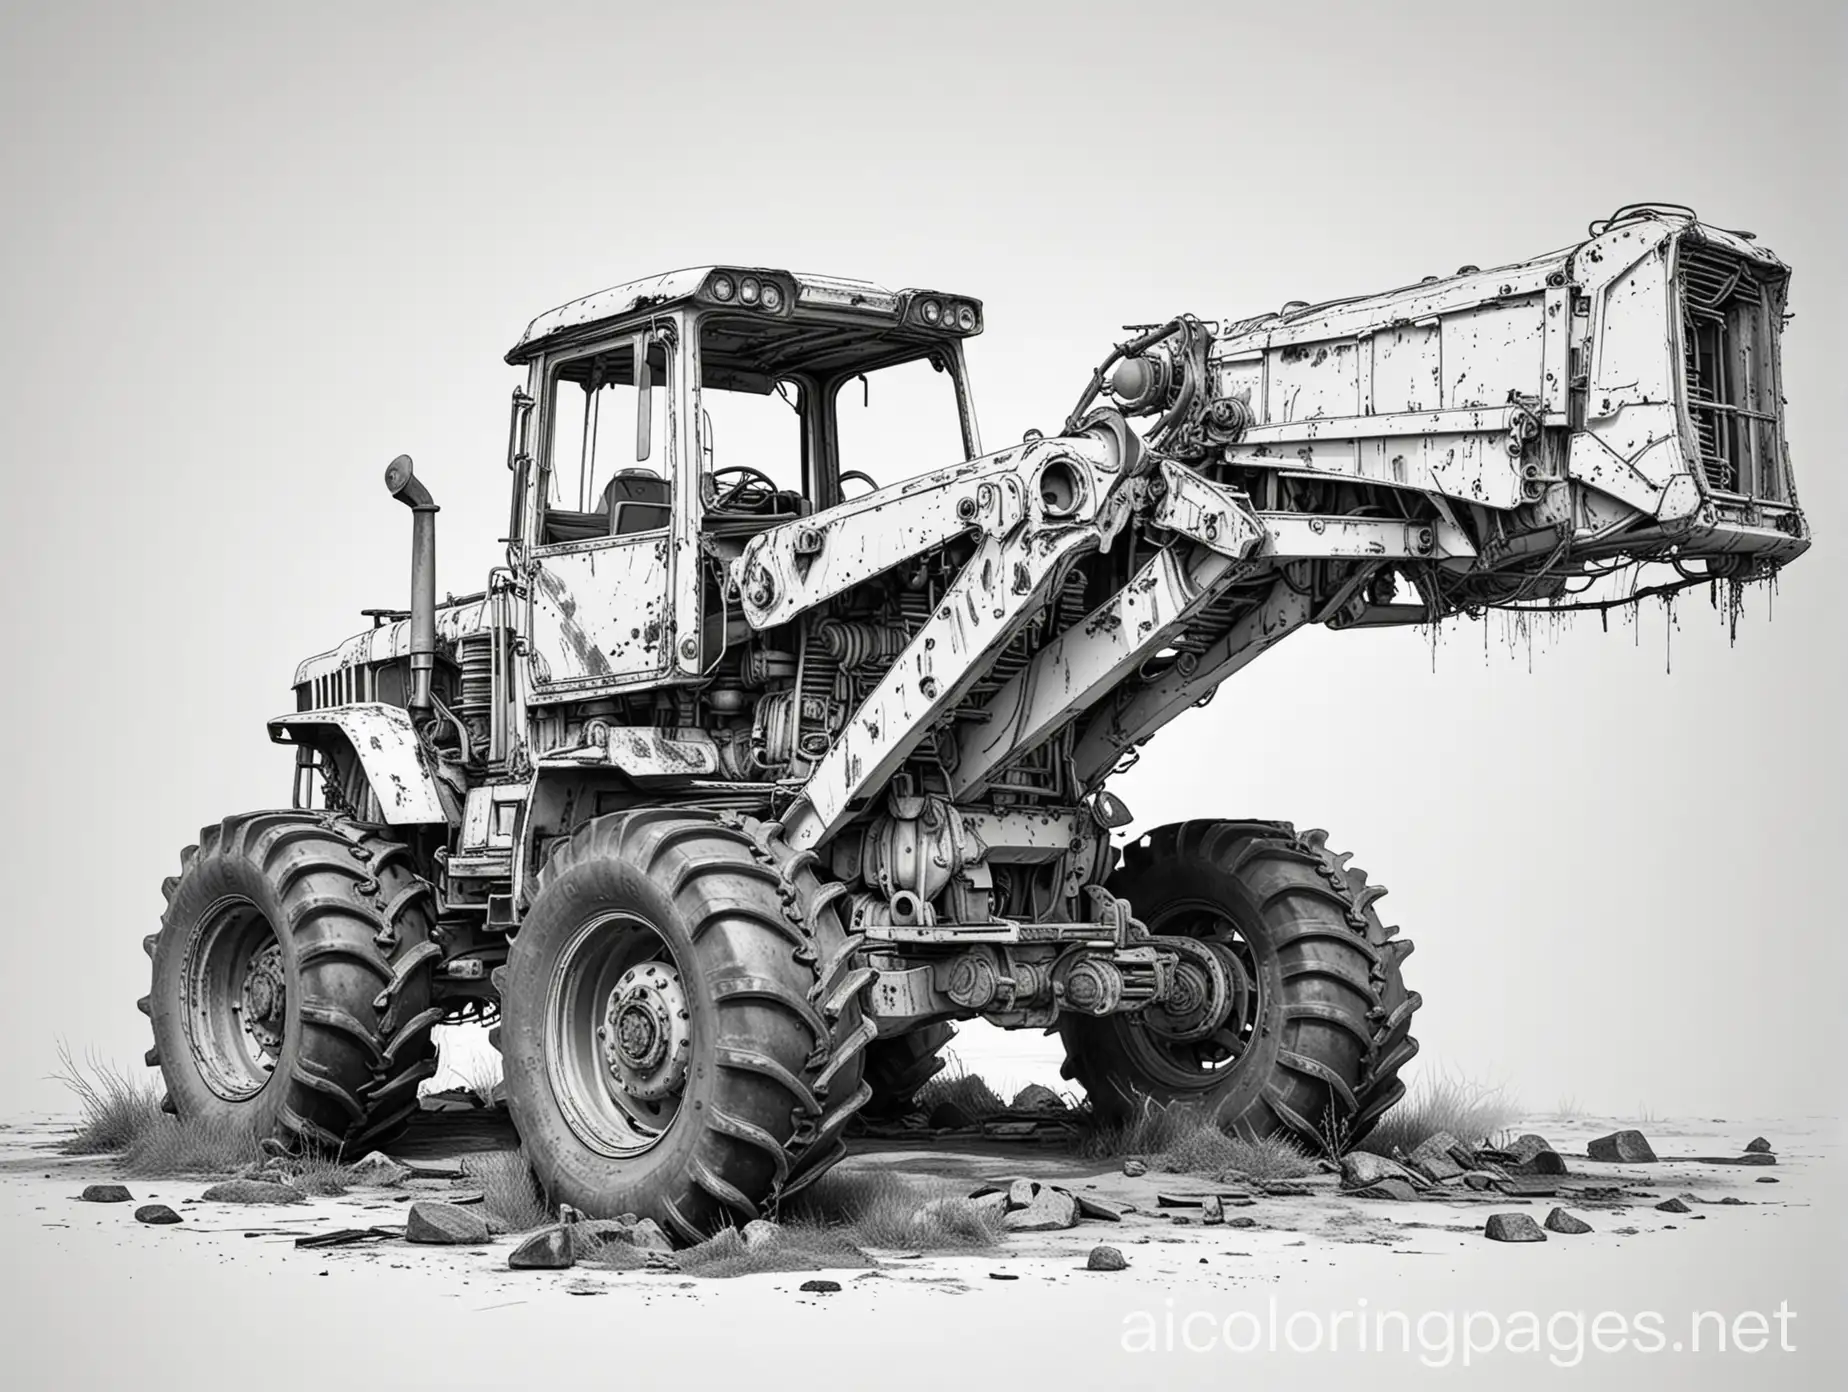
top-left (1059, 820), bottom-right (1419, 1147)
top-left (500, 811), bottom-right (872, 1240)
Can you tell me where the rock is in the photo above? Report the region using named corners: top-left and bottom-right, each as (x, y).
top-left (1719, 1196), bottom-right (1746, 1206)
top-left (1504, 1134), bottom-right (1556, 1165)
top-left (1121, 1159), bottom-right (1148, 1178)
top-left (624, 1218), bottom-right (674, 1254)
top-left (1350, 1177), bottom-right (1418, 1201)
top-left (78, 1184), bottom-right (132, 1204)
top-left (508, 1227), bottom-right (573, 1269)
top-left (570, 1214), bottom-right (673, 1256)
top-left (1006, 1178), bottom-right (1039, 1211)
top-left (1655, 1198), bottom-right (1690, 1214)
top-left (1484, 1212), bottom-right (1547, 1243)
top-left (1462, 1172), bottom-right (1498, 1191)
top-left (1224, 1216), bottom-right (1257, 1229)
top-left (1744, 1136), bottom-right (1772, 1154)
top-left (1587, 1129), bottom-right (1657, 1163)
top-left (970, 1191), bottom-right (1009, 1219)
top-left (1340, 1152), bottom-right (1428, 1191)
top-left (1407, 1135), bottom-right (1465, 1182)
top-left (1004, 1186), bottom-right (1079, 1232)
top-left (1544, 1207), bottom-right (1593, 1235)
top-left (134, 1204), bottom-right (181, 1225)
top-left (1010, 1083), bottom-right (1064, 1113)
top-left (1086, 1244), bottom-right (1128, 1271)
top-left (405, 1201), bottom-right (491, 1245)
top-left (1755, 1176), bottom-right (1779, 1183)
top-left (928, 1101), bottom-right (975, 1130)
top-left (740, 1219), bottom-right (781, 1250)
top-left (799, 1279), bottom-right (841, 1294)
top-left (199, 1180), bottom-right (307, 1206)
top-left (1201, 1196), bottom-right (1224, 1225)
top-left (1518, 1150), bottom-right (1568, 1175)
top-left (1073, 1194), bottom-right (1123, 1222)
top-left (348, 1152), bottom-right (412, 1187)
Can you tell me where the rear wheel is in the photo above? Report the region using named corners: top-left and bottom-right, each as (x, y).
top-left (500, 810), bottom-right (872, 1240)
top-left (143, 812), bottom-right (442, 1152)
top-left (1059, 820), bottom-right (1419, 1147)
top-left (860, 1022), bottom-right (957, 1119)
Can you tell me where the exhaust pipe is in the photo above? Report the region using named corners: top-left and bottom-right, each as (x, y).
top-left (383, 454), bottom-right (439, 717)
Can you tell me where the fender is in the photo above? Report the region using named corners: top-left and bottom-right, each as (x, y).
top-left (268, 704), bottom-right (452, 826)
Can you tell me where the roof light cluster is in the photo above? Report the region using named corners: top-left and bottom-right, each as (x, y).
top-left (702, 270), bottom-right (788, 313)
top-left (910, 294), bottom-right (980, 334)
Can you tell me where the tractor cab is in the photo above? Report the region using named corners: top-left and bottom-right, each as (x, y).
top-left (502, 266), bottom-right (985, 698)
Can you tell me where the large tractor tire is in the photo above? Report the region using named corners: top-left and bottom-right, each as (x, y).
top-left (499, 810), bottom-right (872, 1241)
top-left (1060, 820), bottom-right (1419, 1147)
top-left (142, 812), bottom-right (443, 1153)
top-left (860, 1022), bottom-right (957, 1119)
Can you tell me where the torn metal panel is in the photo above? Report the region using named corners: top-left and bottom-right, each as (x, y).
top-left (267, 704), bottom-right (449, 825)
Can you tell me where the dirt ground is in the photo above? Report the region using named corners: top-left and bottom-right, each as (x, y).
top-left (1, 1111), bottom-right (1838, 1390)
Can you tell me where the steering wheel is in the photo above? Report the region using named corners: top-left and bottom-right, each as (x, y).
top-left (838, 469), bottom-right (879, 499)
top-left (707, 465), bottom-right (781, 512)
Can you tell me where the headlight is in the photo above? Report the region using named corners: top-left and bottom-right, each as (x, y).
top-left (739, 276), bottom-right (761, 305)
top-left (761, 282), bottom-right (783, 311)
top-left (955, 304), bottom-right (976, 331)
top-left (709, 274), bottom-right (735, 302)
top-left (920, 298), bottom-right (942, 324)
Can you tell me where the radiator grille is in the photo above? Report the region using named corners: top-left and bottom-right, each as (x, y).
top-left (1679, 244), bottom-right (1784, 500)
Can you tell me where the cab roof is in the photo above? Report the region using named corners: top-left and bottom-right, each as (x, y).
top-left (505, 265), bottom-right (982, 365)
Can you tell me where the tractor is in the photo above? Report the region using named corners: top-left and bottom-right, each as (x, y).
top-left (141, 205), bottom-right (1806, 1237)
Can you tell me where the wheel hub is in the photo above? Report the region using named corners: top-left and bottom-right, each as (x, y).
top-left (1145, 939), bottom-right (1245, 1044)
top-left (601, 962), bottom-right (690, 1101)
top-left (239, 941), bottom-right (287, 1056)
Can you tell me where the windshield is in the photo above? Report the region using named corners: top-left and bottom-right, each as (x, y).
top-left (831, 356), bottom-right (966, 493)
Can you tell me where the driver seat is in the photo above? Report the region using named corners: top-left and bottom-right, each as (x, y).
top-left (599, 468), bottom-right (671, 536)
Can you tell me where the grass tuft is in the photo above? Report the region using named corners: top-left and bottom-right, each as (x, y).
top-left (676, 1225), bottom-right (874, 1279)
top-left (1362, 1070), bottom-right (1522, 1157)
top-left (782, 1167), bottom-right (1006, 1250)
top-left (1076, 1096), bottom-right (1316, 1180)
top-left (54, 1046), bottom-right (164, 1155)
top-left (464, 1149), bottom-right (554, 1232)
top-left (911, 1057), bottom-right (1004, 1118)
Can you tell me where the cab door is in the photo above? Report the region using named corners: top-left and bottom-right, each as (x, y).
top-left (523, 326), bottom-right (683, 699)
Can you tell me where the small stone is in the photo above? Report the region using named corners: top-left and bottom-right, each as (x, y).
top-left (1719, 1196), bottom-right (1746, 1206)
top-left (799, 1279), bottom-right (841, 1294)
top-left (135, 1204), bottom-right (181, 1225)
top-left (740, 1219), bottom-right (781, 1250)
top-left (1005, 1187), bottom-right (1079, 1232)
top-left (1201, 1196), bottom-right (1224, 1225)
top-left (348, 1152), bottom-right (412, 1187)
top-left (405, 1201), bottom-right (491, 1245)
top-left (1224, 1216), bottom-right (1257, 1229)
top-left (78, 1184), bottom-right (132, 1204)
top-left (1756, 1176), bottom-right (1779, 1183)
top-left (1121, 1159), bottom-right (1148, 1178)
top-left (508, 1227), bottom-right (573, 1269)
top-left (1744, 1136), bottom-right (1772, 1154)
top-left (1485, 1213), bottom-right (1547, 1243)
top-left (1544, 1207), bottom-right (1593, 1235)
top-left (1074, 1194), bottom-right (1123, 1222)
top-left (1086, 1244), bottom-right (1128, 1271)
top-left (1340, 1152), bottom-right (1428, 1191)
top-left (1655, 1198), bottom-right (1690, 1214)
top-left (1587, 1130), bottom-right (1657, 1164)
top-left (1006, 1178), bottom-right (1039, 1211)
top-left (1010, 1083), bottom-right (1064, 1113)
top-left (200, 1180), bottom-right (307, 1206)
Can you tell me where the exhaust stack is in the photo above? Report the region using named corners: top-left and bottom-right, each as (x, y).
top-left (383, 454), bottom-right (439, 717)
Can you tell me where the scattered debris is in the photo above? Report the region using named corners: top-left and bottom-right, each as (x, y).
top-left (1494, 1177), bottom-right (1561, 1198)
top-left (1484, 1213), bottom-right (1546, 1243)
top-left (1718, 1197), bottom-right (1747, 1206)
top-left (509, 1227), bottom-right (573, 1270)
top-left (1086, 1245), bottom-right (1128, 1271)
top-left (1587, 1130), bottom-right (1657, 1163)
top-left (1684, 1154), bottom-right (1776, 1166)
top-left (1407, 1133), bottom-right (1466, 1182)
top-left (1655, 1198), bottom-right (1691, 1214)
top-left (1073, 1194), bottom-right (1123, 1222)
top-left (570, 1215), bottom-right (674, 1259)
top-left (1744, 1136), bottom-right (1773, 1154)
top-left (294, 1227), bottom-right (399, 1250)
top-left (989, 1272), bottom-right (1019, 1280)
top-left (135, 1204), bottom-right (182, 1225)
top-left (1350, 1177), bottom-right (1419, 1201)
top-left (1340, 1153), bottom-right (1429, 1191)
top-left (405, 1201), bottom-right (491, 1245)
top-left (78, 1184), bottom-right (131, 1204)
top-left (200, 1180), bottom-right (307, 1206)
top-left (1544, 1208), bottom-right (1593, 1235)
top-left (348, 1152), bottom-right (412, 1187)
top-left (1462, 1172), bottom-right (1498, 1191)
top-left (799, 1279), bottom-right (841, 1294)
top-left (419, 1088), bottom-right (480, 1113)
top-left (1756, 1177), bottom-right (1779, 1184)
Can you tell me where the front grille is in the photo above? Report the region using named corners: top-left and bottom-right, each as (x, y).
top-left (1679, 243), bottom-right (1786, 500)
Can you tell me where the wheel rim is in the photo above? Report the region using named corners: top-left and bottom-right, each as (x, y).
top-left (546, 912), bottom-right (690, 1158)
top-left (183, 895), bottom-right (287, 1101)
top-left (1126, 899), bottom-right (1263, 1086)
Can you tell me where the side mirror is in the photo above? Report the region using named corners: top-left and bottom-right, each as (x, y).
top-left (635, 331), bottom-right (652, 462)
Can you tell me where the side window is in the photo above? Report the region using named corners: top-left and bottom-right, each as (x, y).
top-left (541, 336), bottom-right (670, 545)
top-left (833, 355), bottom-right (966, 488)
